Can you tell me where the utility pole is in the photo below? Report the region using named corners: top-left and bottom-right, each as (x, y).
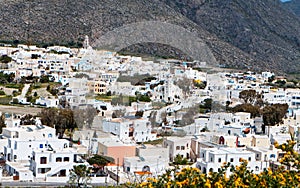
top-left (117, 158), bottom-right (119, 186)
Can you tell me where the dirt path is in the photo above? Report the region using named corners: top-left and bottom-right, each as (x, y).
top-left (0, 105), bottom-right (41, 115)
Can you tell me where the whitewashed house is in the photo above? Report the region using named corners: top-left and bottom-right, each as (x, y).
top-left (196, 147), bottom-right (268, 175)
top-left (163, 136), bottom-right (193, 161)
top-left (102, 117), bottom-right (157, 143)
top-left (123, 144), bottom-right (169, 176)
top-left (3, 125), bottom-right (88, 182)
top-left (35, 97), bottom-right (59, 108)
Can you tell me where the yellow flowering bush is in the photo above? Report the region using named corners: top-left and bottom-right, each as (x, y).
top-left (130, 137), bottom-right (300, 188)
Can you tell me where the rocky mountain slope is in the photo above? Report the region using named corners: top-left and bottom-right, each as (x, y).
top-left (0, 0), bottom-right (299, 73)
top-left (282, 0), bottom-right (300, 17)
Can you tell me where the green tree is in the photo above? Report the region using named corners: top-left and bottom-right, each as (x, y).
top-left (87, 154), bottom-right (114, 171)
top-left (173, 154), bottom-right (188, 165)
top-left (178, 104), bottom-right (199, 126)
top-left (200, 98), bottom-right (212, 111)
top-left (38, 108), bottom-right (77, 138)
top-left (231, 103), bottom-right (261, 118)
top-left (0, 113), bottom-right (6, 133)
top-left (239, 89), bottom-right (259, 104)
top-left (69, 165), bottom-right (91, 187)
top-left (73, 106), bottom-right (98, 129)
top-left (0, 55), bottom-right (12, 63)
top-left (38, 108), bottom-right (58, 127)
top-left (174, 78), bottom-right (192, 98)
top-left (135, 111), bottom-right (144, 118)
top-left (57, 109), bottom-right (77, 138)
top-left (112, 109), bottom-right (126, 118)
top-left (262, 103), bottom-right (288, 126)
top-left (20, 114), bottom-right (36, 125)
top-left (40, 75), bottom-right (50, 83)
top-left (0, 90), bottom-right (5, 95)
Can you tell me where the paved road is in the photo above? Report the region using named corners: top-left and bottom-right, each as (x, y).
top-left (1, 181), bottom-right (109, 187)
top-left (0, 105), bottom-right (41, 115)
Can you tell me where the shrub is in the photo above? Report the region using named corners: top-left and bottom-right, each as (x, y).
top-left (0, 90), bottom-right (5, 95)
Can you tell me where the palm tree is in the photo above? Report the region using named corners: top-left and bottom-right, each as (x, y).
top-left (69, 165), bottom-right (91, 187)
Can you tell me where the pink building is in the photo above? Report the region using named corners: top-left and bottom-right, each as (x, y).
top-left (97, 137), bottom-right (136, 166)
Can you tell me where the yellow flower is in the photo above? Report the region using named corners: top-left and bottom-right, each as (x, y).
top-left (253, 174), bottom-right (259, 181)
top-left (214, 181), bottom-right (223, 188)
top-left (234, 177), bottom-right (242, 187)
top-left (204, 180), bottom-right (211, 188)
top-left (279, 181), bottom-right (286, 186)
top-left (140, 182), bottom-right (148, 187)
top-left (260, 179), bottom-right (267, 186)
top-left (176, 181), bottom-right (182, 188)
top-left (192, 167), bottom-right (200, 173)
top-left (268, 169), bottom-right (272, 176)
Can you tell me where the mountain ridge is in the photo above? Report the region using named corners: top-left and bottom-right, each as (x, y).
top-left (0, 0), bottom-right (299, 73)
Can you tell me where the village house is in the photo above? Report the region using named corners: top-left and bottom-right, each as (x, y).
top-left (196, 147), bottom-right (269, 175)
top-left (163, 136), bottom-right (193, 162)
top-left (97, 136), bottom-right (136, 166)
top-left (2, 125), bottom-right (88, 182)
top-left (102, 117), bottom-right (157, 143)
top-left (123, 144), bottom-right (169, 176)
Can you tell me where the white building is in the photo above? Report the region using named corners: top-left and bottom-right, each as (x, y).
top-left (163, 136), bottom-right (193, 161)
top-left (123, 144), bottom-right (169, 176)
top-left (35, 97), bottom-right (59, 108)
top-left (2, 125), bottom-right (88, 182)
top-left (102, 117), bottom-right (157, 143)
top-left (196, 147), bottom-right (268, 175)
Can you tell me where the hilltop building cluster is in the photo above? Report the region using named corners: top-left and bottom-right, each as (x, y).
top-left (0, 40), bottom-right (298, 185)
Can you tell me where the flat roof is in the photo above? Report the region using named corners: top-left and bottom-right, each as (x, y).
top-left (203, 147), bottom-right (252, 155)
top-left (98, 137), bottom-right (135, 147)
top-left (165, 136), bottom-right (194, 142)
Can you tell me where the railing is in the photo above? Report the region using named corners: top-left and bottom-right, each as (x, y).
top-left (45, 163), bottom-right (73, 177)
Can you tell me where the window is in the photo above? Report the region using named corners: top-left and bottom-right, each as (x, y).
top-left (230, 158), bottom-right (234, 162)
top-left (255, 166), bottom-right (259, 171)
top-left (59, 169), bottom-right (66, 177)
top-left (38, 168), bottom-right (51, 174)
top-left (56, 157), bottom-right (62, 162)
top-left (29, 145), bottom-right (31, 148)
top-left (218, 158), bottom-right (221, 163)
top-left (248, 157), bottom-right (251, 161)
top-left (39, 144), bottom-right (43, 149)
top-left (270, 154), bottom-right (276, 158)
top-left (40, 157), bottom-right (47, 164)
top-left (176, 146), bottom-right (180, 150)
top-left (181, 146), bottom-right (185, 150)
top-left (64, 157), bottom-right (70, 162)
